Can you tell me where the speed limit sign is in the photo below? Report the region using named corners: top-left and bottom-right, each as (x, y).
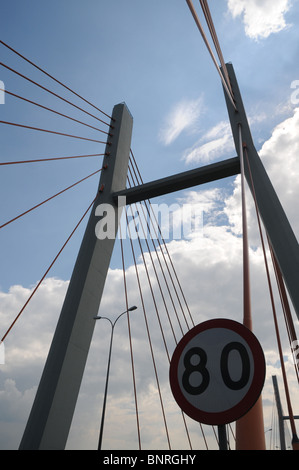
top-left (169, 318), bottom-right (265, 425)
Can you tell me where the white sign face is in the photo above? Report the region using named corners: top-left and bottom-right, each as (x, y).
top-left (169, 319), bottom-right (265, 425)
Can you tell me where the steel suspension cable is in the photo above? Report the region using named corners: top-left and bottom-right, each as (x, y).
top-left (198, 0), bottom-right (233, 96)
top-left (127, 169), bottom-right (182, 342)
top-left (128, 163), bottom-right (188, 336)
top-left (0, 63), bottom-right (111, 127)
top-left (129, 151), bottom-right (195, 329)
top-left (129, 155), bottom-right (233, 449)
top-left (126, 195), bottom-right (195, 449)
top-left (0, 87), bottom-right (112, 136)
top-left (0, 168), bottom-right (103, 230)
top-left (119, 223), bottom-right (142, 450)
top-left (0, 153), bottom-right (106, 166)
top-left (228, 423), bottom-right (236, 444)
top-left (0, 40), bottom-right (112, 121)
top-left (128, 154), bottom-right (225, 449)
top-left (0, 193), bottom-right (98, 344)
top-left (124, 208), bottom-right (172, 449)
top-left (185, 0), bottom-right (236, 111)
top-left (243, 144), bottom-right (299, 446)
top-left (127, 198), bottom-right (171, 364)
top-left (0, 120), bottom-right (109, 145)
top-left (269, 246), bottom-right (299, 383)
top-left (127, 164), bottom-right (206, 450)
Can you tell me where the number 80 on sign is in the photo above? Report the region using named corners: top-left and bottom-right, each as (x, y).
top-left (169, 319), bottom-right (265, 425)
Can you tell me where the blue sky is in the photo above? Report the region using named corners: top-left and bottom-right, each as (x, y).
top-left (1, 0), bottom-right (299, 450)
top-left (0, 0), bottom-right (298, 289)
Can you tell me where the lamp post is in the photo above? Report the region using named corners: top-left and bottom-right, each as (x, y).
top-left (94, 305), bottom-right (137, 450)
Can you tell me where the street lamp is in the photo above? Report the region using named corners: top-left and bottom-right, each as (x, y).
top-left (94, 305), bottom-right (137, 450)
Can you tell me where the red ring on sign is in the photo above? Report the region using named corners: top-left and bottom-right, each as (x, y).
top-left (169, 318), bottom-right (265, 425)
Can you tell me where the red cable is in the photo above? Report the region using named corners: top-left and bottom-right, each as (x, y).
top-left (0, 154), bottom-right (105, 166)
top-left (0, 120), bottom-right (109, 145)
top-left (199, 0), bottom-right (233, 96)
top-left (185, 0), bottom-right (236, 110)
top-left (0, 168), bottom-right (103, 230)
top-left (0, 40), bottom-right (113, 121)
top-left (1, 88), bottom-right (112, 136)
top-left (0, 62), bottom-right (111, 128)
top-left (0, 194), bottom-right (98, 344)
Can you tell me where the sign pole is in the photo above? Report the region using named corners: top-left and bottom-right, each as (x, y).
top-left (217, 425), bottom-right (228, 450)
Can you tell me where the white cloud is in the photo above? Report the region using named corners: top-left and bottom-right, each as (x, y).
top-left (1, 213), bottom-right (297, 450)
top-left (227, 0), bottom-right (291, 39)
top-left (0, 278), bottom-right (68, 449)
top-left (226, 106), bottom-right (299, 240)
top-left (1, 109), bottom-right (299, 450)
top-left (183, 121), bottom-right (234, 165)
top-left (258, 107), bottom-right (299, 244)
top-left (159, 97), bottom-right (203, 146)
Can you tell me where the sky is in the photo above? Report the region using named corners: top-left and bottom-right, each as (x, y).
top-left (0, 0), bottom-right (299, 451)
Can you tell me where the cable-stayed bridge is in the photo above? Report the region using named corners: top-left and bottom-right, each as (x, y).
top-left (1, 1), bottom-right (299, 451)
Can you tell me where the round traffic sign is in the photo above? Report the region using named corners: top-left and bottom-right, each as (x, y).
top-left (169, 318), bottom-right (265, 425)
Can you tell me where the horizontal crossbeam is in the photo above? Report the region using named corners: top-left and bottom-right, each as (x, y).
top-left (113, 156), bottom-right (240, 204)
